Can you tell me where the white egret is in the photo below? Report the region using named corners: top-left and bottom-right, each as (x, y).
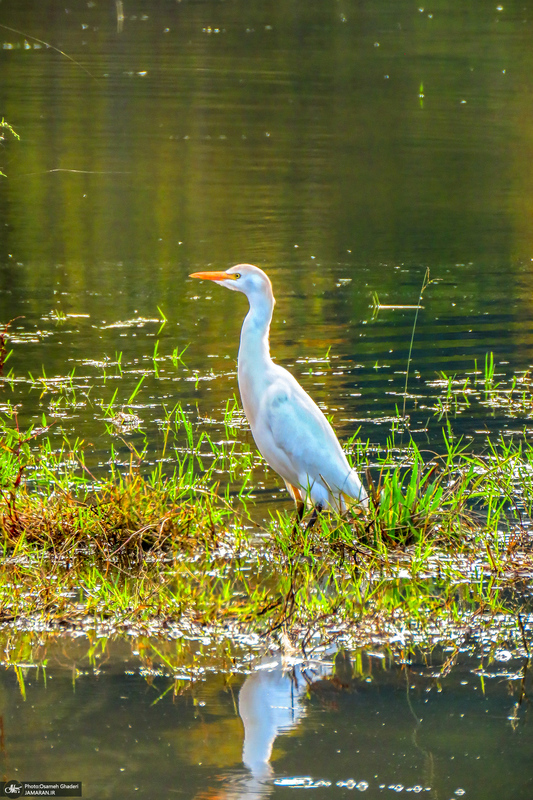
top-left (190, 264), bottom-right (367, 522)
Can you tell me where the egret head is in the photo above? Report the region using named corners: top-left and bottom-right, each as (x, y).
top-left (190, 264), bottom-right (274, 302)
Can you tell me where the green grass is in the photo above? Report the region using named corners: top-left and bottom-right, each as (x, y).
top-left (0, 387), bottom-right (532, 663)
top-left (0, 313), bottom-right (532, 660)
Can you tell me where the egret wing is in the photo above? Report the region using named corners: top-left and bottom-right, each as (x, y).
top-left (257, 373), bottom-right (346, 489)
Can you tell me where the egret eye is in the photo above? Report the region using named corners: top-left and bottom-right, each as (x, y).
top-left (233, 273), bottom-right (241, 279)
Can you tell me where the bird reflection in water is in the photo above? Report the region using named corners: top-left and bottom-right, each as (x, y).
top-left (194, 650), bottom-right (337, 799)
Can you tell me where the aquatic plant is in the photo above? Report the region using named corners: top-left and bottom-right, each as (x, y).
top-left (0, 309), bottom-right (531, 657)
top-left (0, 390), bottom-right (531, 656)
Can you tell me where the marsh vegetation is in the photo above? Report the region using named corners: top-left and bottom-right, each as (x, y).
top-left (1, 333), bottom-right (532, 664)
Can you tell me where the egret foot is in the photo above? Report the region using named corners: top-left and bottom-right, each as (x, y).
top-left (304, 503), bottom-right (323, 534)
top-left (292, 500), bottom-right (305, 536)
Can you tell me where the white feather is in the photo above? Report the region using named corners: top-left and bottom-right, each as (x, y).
top-left (191, 264), bottom-right (367, 512)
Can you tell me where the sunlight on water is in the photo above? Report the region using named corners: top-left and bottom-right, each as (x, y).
top-left (0, 640), bottom-right (531, 799)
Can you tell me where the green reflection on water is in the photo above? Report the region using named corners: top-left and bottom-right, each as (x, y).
top-left (1, 0), bottom-right (533, 473)
top-left (0, 639), bottom-right (531, 799)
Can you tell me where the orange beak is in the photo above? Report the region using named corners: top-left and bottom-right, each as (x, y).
top-left (189, 271), bottom-right (235, 281)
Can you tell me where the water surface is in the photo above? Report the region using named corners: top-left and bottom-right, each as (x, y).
top-left (1, 0), bottom-right (533, 490)
top-left (1, 641), bottom-right (531, 799)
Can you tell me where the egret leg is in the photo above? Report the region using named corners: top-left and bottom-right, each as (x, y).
top-left (304, 503), bottom-right (323, 533)
top-left (292, 500), bottom-right (305, 535)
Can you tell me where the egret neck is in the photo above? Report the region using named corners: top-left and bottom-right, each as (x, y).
top-left (237, 279), bottom-right (275, 427)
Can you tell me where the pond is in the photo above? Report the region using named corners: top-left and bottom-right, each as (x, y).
top-left (1, 0), bottom-right (533, 796)
top-left (1, 638), bottom-right (532, 799)
top-left (2, 0), bottom-right (533, 483)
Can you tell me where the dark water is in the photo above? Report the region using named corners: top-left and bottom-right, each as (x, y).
top-left (1, 643), bottom-right (531, 800)
top-left (1, 0), bottom-right (533, 479)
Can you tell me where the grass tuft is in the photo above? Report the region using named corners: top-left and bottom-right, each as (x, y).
top-left (0, 352), bottom-right (532, 657)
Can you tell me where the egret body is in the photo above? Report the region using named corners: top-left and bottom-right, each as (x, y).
top-left (190, 264), bottom-right (367, 514)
